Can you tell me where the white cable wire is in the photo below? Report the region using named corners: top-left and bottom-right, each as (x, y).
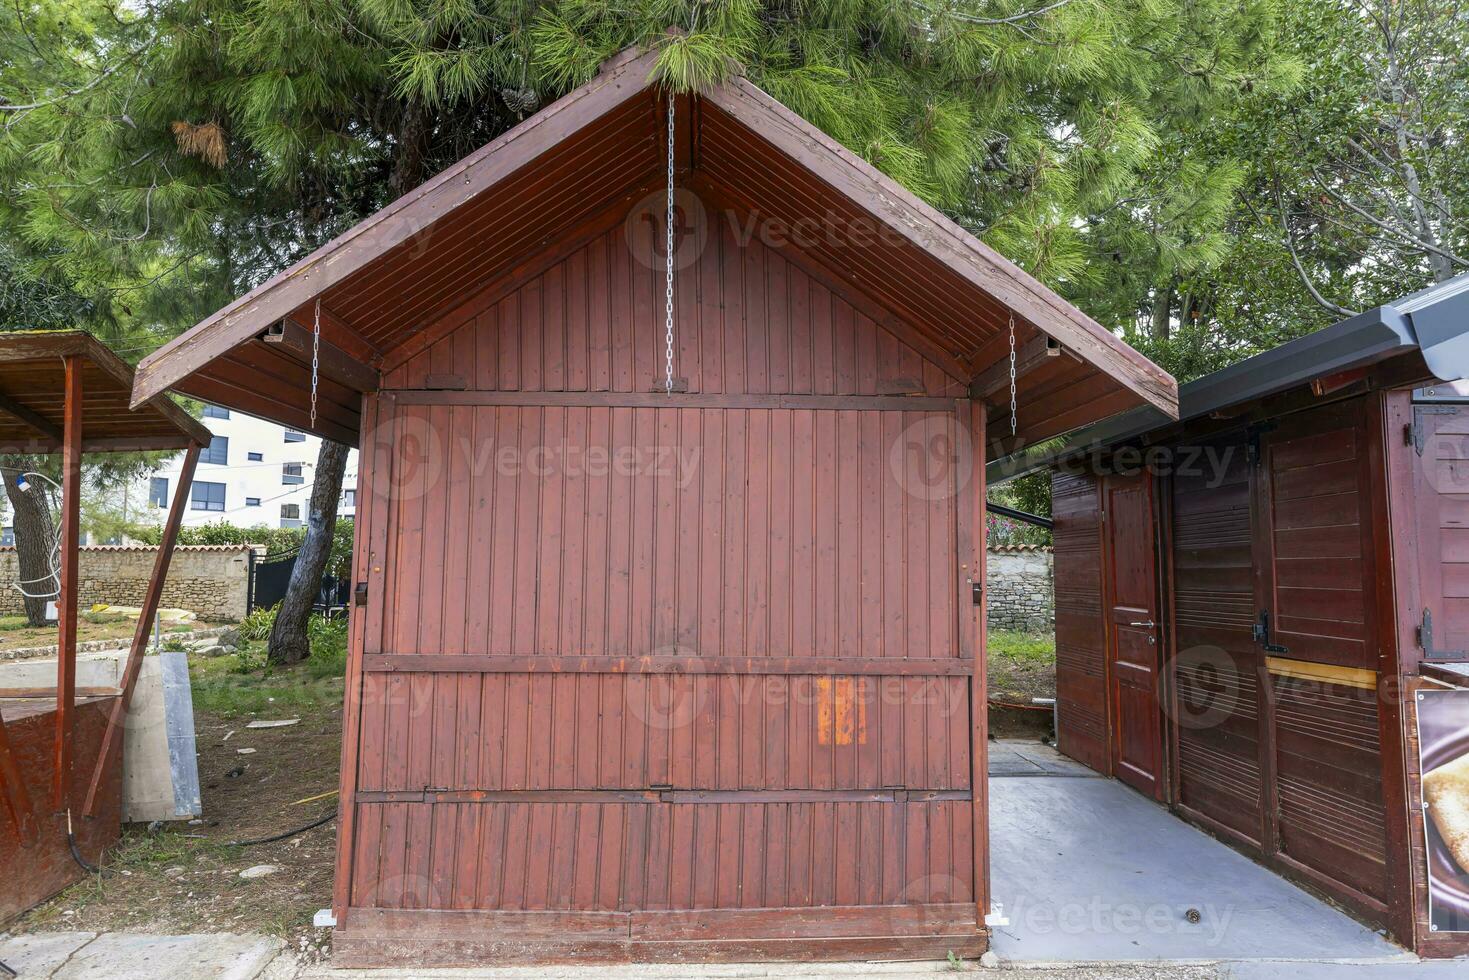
top-left (8, 471), bottom-right (63, 600)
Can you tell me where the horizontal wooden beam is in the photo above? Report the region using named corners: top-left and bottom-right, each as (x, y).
top-left (355, 787), bottom-right (971, 804)
top-left (970, 334), bottom-right (1063, 401)
top-left (0, 389), bottom-right (62, 440)
top-left (362, 653), bottom-right (973, 676)
top-left (0, 686), bottom-right (122, 700)
top-left (267, 320), bottom-right (381, 392)
top-left (387, 390), bottom-right (961, 413)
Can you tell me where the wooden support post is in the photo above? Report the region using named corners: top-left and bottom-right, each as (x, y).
top-left (966, 401), bottom-right (990, 927)
top-left (81, 442), bottom-right (200, 819)
top-left (53, 354), bottom-right (82, 811)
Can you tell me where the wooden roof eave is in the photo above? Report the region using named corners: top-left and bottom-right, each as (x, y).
top-left (701, 78), bottom-right (1179, 423)
top-left (0, 331), bottom-right (210, 450)
top-left (129, 42), bottom-right (1177, 440)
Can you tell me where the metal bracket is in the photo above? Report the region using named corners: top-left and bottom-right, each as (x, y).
top-left (1412, 405), bottom-right (1457, 456)
top-left (1418, 608), bottom-right (1469, 661)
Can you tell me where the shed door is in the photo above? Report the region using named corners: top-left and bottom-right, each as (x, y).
top-left (346, 398), bottom-right (982, 952)
top-left (1255, 402), bottom-right (1389, 906)
top-left (1410, 402), bottom-right (1469, 660)
top-left (1103, 473), bottom-right (1163, 799)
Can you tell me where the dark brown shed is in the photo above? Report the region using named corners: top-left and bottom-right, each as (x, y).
top-left (131, 44), bottom-right (1177, 965)
top-left (991, 274), bottom-right (1469, 959)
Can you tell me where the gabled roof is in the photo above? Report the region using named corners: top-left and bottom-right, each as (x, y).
top-left (132, 44), bottom-right (1177, 453)
top-left (0, 331), bottom-right (210, 453)
top-left (988, 269), bottom-right (1469, 481)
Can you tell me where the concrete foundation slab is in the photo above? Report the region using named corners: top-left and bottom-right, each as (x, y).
top-left (0, 932), bottom-right (284, 980)
top-left (989, 776), bottom-right (1407, 963)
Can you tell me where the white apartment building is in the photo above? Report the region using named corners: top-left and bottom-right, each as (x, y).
top-left (142, 406), bottom-right (358, 529)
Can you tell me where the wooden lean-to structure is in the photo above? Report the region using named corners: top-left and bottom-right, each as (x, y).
top-left (994, 273), bottom-right (1469, 958)
top-left (0, 331), bottom-right (210, 922)
top-left (131, 44), bottom-right (1177, 965)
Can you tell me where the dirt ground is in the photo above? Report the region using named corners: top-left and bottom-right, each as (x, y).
top-left (12, 657), bottom-right (345, 959)
top-left (987, 629), bottom-right (1056, 739)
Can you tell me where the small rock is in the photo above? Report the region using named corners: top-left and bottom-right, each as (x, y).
top-left (246, 718), bottom-right (300, 729)
top-left (236, 747), bottom-right (257, 755)
top-left (239, 864), bottom-right (280, 880)
top-left (216, 627), bottom-right (242, 646)
top-left (195, 644), bottom-right (228, 657)
top-left (164, 866), bottom-right (186, 879)
top-left (979, 951), bottom-right (1000, 969)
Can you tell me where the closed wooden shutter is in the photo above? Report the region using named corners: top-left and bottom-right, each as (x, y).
top-left (1051, 470), bottom-right (1108, 773)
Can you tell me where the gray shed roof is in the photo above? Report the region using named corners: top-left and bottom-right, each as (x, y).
top-left (988, 270), bottom-right (1469, 482)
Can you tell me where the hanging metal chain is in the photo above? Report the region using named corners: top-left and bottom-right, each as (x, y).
top-left (310, 298), bottom-right (322, 428)
top-left (1008, 313), bottom-right (1017, 436)
top-left (664, 94), bottom-right (676, 395)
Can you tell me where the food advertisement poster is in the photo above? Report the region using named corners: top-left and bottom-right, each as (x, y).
top-left (1419, 688), bottom-right (1469, 932)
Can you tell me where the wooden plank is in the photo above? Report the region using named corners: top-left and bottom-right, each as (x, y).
top-left (360, 655), bottom-right (975, 676)
top-left (388, 389), bottom-right (958, 411)
top-left (267, 319), bottom-right (382, 392)
top-left (1264, 656), bottom-right (1377, 691)
top-left (964, 400), bottom-right (989, 918)
top-left (0, 386), bottom-right (62, 440)
top-left (1, 686), bottom-right (122, 700)
top-left (53, 354), bottom-right (82, 811)
top-left (969, 334), bottom-right (1062, 400)
top-left (83, 442), bottom-right (200, 817)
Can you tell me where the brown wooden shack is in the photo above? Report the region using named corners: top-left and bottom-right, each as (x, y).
top-left (132, 45), bottom-right (1178, 965)
top-left (991, 275), bottom-right (1469, 959)
top-left (0, 331), bottom-right (208, 923)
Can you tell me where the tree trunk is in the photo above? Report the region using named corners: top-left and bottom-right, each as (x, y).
top-left (267, 440), bottom-right (349, 666)
top-left (1151, 284), bottom-right (1173, 340)
top-left (1, 458), bottom-right (59, 626)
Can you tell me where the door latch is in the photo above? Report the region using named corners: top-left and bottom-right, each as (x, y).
top-left (1253, 610), bottom-right (1288, 654)
top-left (971, 581), bottom-right (983, 607)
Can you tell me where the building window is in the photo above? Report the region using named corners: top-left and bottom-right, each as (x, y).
top-left (149, 476), bottom-right (169, 508)
top-left (248, 451), bottom-right (264, 462)
top-left (246, 497), bottom-right (261, 507)
top-left (201, 435), bottom-right (229, 466)
top-left (202, 404), bottom-right (230, 419)
top-left (284, 430), bottom-right (306, 443)
top-left (282, 462), bottom-right (304, 485)
top-left (342, 489), bottom-right (356, 507)
top-left (190, 481), bottom-right (226, 512)
top-left (280, 503), bottom-right (302, 528)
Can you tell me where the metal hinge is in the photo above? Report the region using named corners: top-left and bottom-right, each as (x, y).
top-left (354, 581), bottom-right (368, 607)
top-left (1253, 610), bottom-right (1288, 654)
top-left (1419, 608), bottom-right (1469, 660)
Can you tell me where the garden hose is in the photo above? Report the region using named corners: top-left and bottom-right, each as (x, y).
top-left (226, 810), bottom-right (336, 847)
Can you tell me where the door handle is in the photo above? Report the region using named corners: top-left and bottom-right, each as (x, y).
top-left (1128, 620), bottom-right (1155, 629)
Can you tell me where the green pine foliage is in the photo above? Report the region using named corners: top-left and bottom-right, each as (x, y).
top-left (2, 0), bottom-right (1302, 358)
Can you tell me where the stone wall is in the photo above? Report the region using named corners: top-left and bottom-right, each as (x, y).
top-left (0, 545), bottom-right (254, 622)
top-left (986, 545), bottom-right (1053, 632)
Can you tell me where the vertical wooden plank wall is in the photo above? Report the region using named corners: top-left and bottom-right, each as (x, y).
top-left (1050, 470), bottom-right (1108, 772)
top-left (1383, 389), bottom-right (1468, 956)
top-left (334, 206), bottom-right (987, 963)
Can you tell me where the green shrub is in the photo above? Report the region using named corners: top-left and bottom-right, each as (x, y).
top-left (238, 604), bottom-right (278, 641)
top-left (133, 518), bottom-right (354, 578)
top-left (306, 614), bottom-right (349, 678)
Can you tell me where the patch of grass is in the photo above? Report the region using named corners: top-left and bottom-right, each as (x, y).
top-left (191, 645), bottom-right (344, 717)
top-left (989, 629), bottom-right (1056, 664)
top-left (190, 615), bottom-right (349, 717)
top-left (0, 614), bottom-right (33, 631)
top-left (81, 610), bottom-right (130, 625)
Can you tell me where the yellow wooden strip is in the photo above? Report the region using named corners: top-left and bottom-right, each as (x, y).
top-left (1265, 656), bottom-right (1377, 690)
